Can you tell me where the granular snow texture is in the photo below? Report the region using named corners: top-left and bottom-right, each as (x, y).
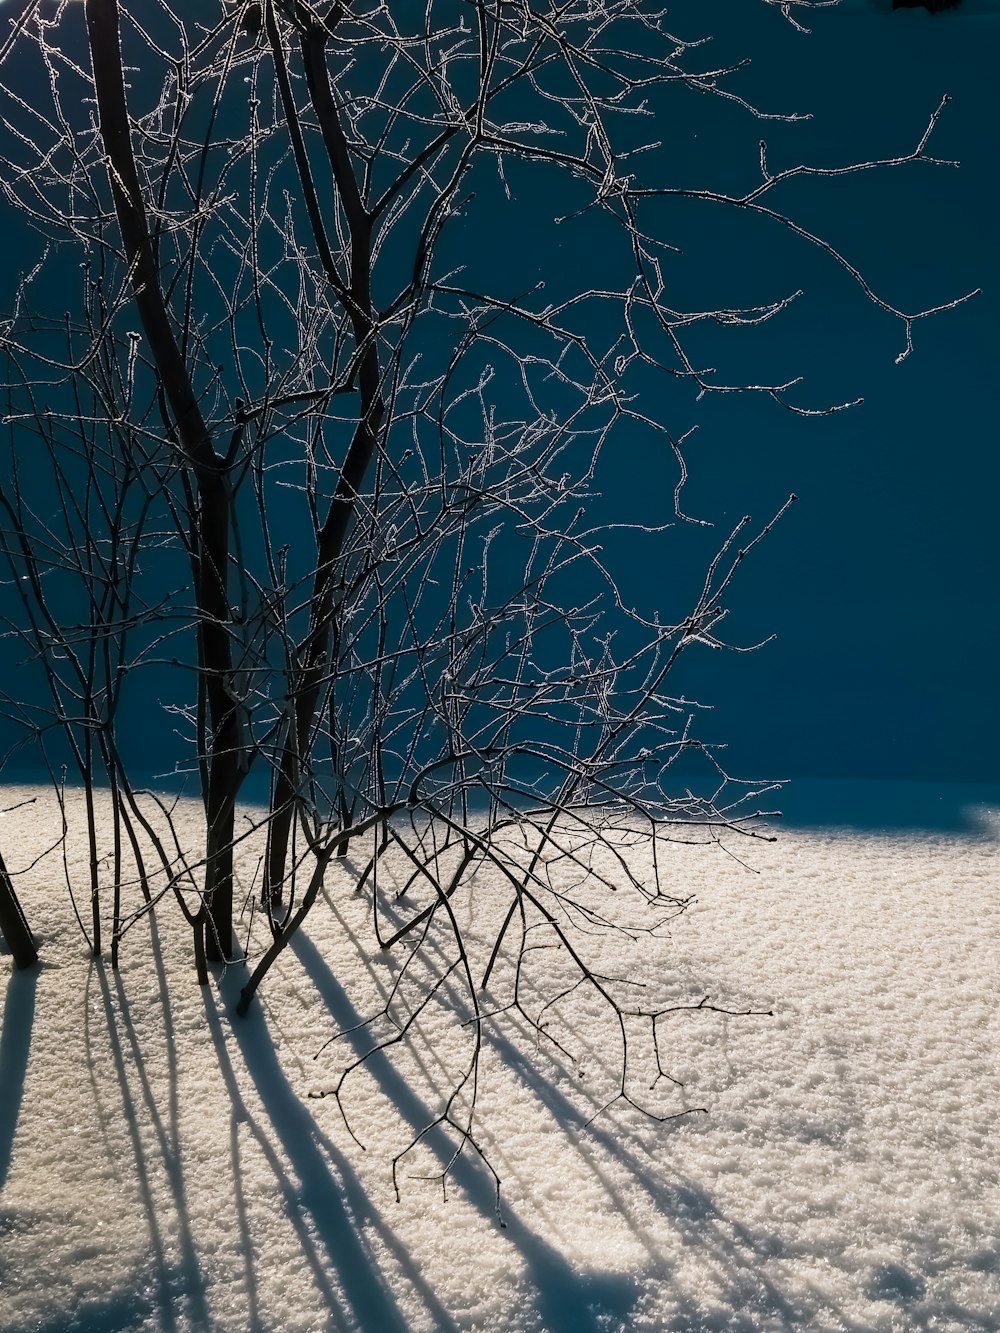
top-left (0, 785), bottom-right (997, 1332)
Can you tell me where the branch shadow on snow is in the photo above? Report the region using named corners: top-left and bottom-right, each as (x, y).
top-left (84, 929), bottom-right (212, 1333)
top-left (298, 880), bottom-right (996, 1333)
top-left (472, 956), bottom-right (995, 1331)
top-left (0, 960), bottom-right (36, 1193)
top-left (312, 877), bottom-right (794, 1327)
top-left (209, 966), bottom-right (457, 1333)
top-left (315, 892), bottom-right (808, 1332)
top-left (280, 927), bottom-right (640, 1333)
top-left (484, 1013), bottom-right (815, 1332)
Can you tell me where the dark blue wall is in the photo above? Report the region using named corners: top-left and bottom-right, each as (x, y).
top-left (0, 0), bottom-right (995, 803)
top-left (619, 0), bottom-right (999, 786)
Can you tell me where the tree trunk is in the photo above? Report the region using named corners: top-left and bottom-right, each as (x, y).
top-left (261, 24), bottom-right (385, 906)
top-left (204, 796), bottom-right (236, 962)
top-left (0, 852), bottom-right (37, 970)
top-left (87, 0), bottom-right (243, 965)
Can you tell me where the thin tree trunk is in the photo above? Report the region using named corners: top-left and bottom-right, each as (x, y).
top-left (0, 851), bottom-right (37, 970)
top-left (262, 21), bottom-right (384, 906)
top-left (86, 0), bottom-right (242, 964)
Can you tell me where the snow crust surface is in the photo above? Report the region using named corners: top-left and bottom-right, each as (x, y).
top-left (0, 785), bottom-right (997, 1332)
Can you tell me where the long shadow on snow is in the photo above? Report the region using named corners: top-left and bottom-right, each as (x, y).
top-left (210, 967), bottom-right (458, 1333)
top-left (285, 928), bottom-right (638, 1333)
top-left (87, 950), bottom-right (212, 1332)
top-left (0, 961), bottom-right (36, 1193)
top-left (330, 886), bottom-right (837, 1331)
top-left (487, 1013), bottom-right (818, 1330)
top-left (482, 977), bottom-right (994, 1329)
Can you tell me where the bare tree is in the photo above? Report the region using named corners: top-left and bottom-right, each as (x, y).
top-left (0, 0), bottom-right (973, 1185)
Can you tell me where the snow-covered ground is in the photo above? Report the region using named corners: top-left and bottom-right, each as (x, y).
top-left (0, 783), bottom-right (997, 1332)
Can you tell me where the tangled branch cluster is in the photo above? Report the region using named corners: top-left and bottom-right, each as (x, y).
top-left (0, 0), bottom-right (972, 1189)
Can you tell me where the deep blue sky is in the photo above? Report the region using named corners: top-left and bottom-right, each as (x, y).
top-left (0, 0), bottom-right (996, 814)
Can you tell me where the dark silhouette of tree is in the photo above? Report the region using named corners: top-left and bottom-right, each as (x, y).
top-left (0, 848), bottom-right (36, 970)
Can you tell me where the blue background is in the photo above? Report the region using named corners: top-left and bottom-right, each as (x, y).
top-left (599, 0), bottom-right (1000, 818)
top-left (0, 0), bottom-right (996, 827)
